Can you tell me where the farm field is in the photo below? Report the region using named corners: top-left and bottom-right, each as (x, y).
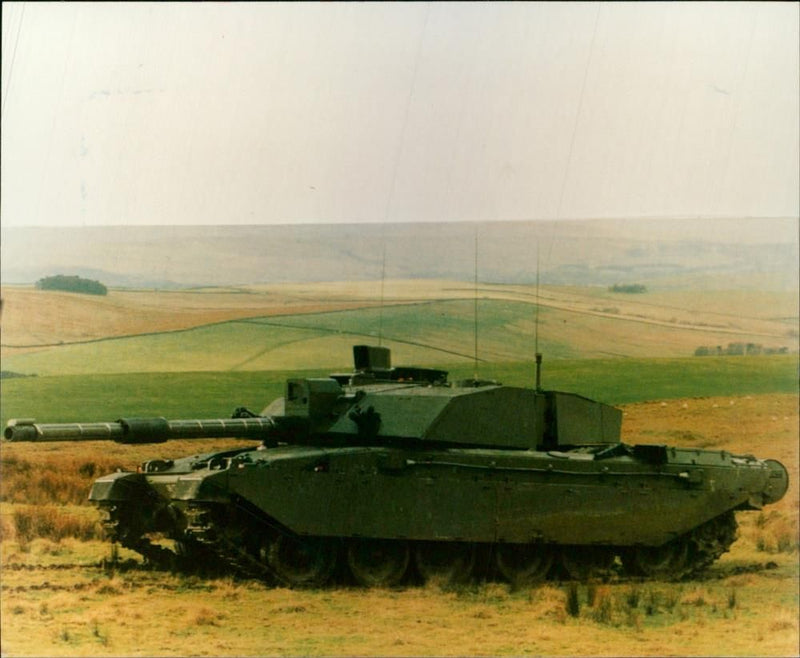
top-left (2, 281), bottom-right (797, 374)
top-left (0, 393), bottom-right (797, 657)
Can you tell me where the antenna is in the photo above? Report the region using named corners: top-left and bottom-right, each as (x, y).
top-left (534, 242), bottom-right (540, 355)
top-left (378, 240), bottom-right (386, 347)
top-left (473, 226), bottom-right (479, 379)
top-left (375, 6), bottom-right (429, 350)
top-left (1, 3), bottom-right (25, 121)
top-left (535, 242), bottom-right (542, 392)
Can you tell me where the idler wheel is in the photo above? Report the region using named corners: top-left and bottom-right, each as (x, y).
top-left (495, 543), bottom-right (554, 586)
top-left (414, 541), bottom-right (477, 585)
top-left (623, 538), bottom-right (689, 579)
top-left (266, 535), bottom-right (337, 588)
top-left (346, 539), bottom-right (410, 587)
top-left (560, 546), bottom-right (615, 581)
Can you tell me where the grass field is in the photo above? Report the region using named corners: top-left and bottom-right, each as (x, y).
top-left (0, 549), bottom-right (797, 657)
top-left (1, 279), bottom-right (797, 656)
top-left (1, 355), bottom-right (797, 428)
top-left (2, 300), bottom-right (798, 376)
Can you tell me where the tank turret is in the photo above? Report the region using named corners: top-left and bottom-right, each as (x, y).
top-left (6, 343), bottom-right (621, 452)
top-left (3, 344), bottom-right (789, 588)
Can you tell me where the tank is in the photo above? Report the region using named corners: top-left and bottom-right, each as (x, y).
top-left (4, 345), bottom-right (789, 587)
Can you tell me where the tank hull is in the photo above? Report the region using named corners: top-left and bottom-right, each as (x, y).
top-left (147, 444), bottom-right (784, 546)
top-left (88, 441), bottom-right (786, 584)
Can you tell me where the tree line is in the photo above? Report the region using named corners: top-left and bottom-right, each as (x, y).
top-left (36, 275), bottom-right (107, 296)
top-left (608, 283), bottom-right (647, 294)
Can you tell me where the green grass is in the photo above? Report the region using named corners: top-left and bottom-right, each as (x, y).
top-left (1, 356), bottom-right (796, 428)
top-left (2, 322), bottom-right (333, 376)
top-left (453, 354), bottom-right (800, 404)
top-left (2, 300), bottom-right (581, 376)
top-left (9, 296), bottom-right (767, 376)
top-left (4, 294), bottom-right (797, 376)
top-left (0, 371), bottom-right (298, 427)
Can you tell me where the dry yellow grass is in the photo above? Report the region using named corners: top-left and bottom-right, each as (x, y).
top-left (0, 440), bottom-right (247, 506)
top-left (0, 286), bottom-right (388, 351)
top-left (0, 394), bottom-right (797, 656)
top-left (0, 547), bottom-right (797, 657)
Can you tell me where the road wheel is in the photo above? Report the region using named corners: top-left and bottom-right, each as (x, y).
top-left (495, 543), bottom-right (554, 587)
top-left (623, 538), bottom-right (689, 579)
top-left (266, 534), bottom-right (337, 588)
top-left (346, 539), bottom-right (410, 587)
top-left (414, 541), bottom-right (476, 585)
top-left (560, 546), bottom-right (615, 581)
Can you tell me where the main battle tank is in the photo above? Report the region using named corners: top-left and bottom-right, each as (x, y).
top-left (4, 345), bottom-right (789, 587)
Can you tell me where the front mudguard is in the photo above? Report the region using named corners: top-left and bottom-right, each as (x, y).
top-left (89, 471), bottom-right (158, 504)
top-left (172, 470), bottom-right (231, 504)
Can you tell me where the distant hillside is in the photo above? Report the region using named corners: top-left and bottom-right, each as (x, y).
top-left (1, 218), bottom-right (797, 290)
top-left (2, 281), bottom-right (796, 374)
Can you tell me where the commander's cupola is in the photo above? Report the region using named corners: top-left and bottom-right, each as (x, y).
top-left (330, 345), bottom-right (448, 386)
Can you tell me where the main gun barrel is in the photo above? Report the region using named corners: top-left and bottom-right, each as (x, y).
top-left (4, 416), bottom-right (275, 444)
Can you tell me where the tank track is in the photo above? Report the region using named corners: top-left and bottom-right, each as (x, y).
top-left (681, 510), bottom-right (738, 578)
top-left (98, 500), bottom-right (739, 585)
top-left (96, 499), bottom-right (282, 581)
top-left (183, 501), bottom-right (292, 585)
top-left (97, 502), bottom-right (178, 570)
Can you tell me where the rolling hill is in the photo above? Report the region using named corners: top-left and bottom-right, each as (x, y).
top-left (1, 218), bottom-right (797, 289)
top-left (1, 280), bottom-right (796, 376)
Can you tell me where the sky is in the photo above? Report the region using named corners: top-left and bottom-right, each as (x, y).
top-left (1, 2), bottom-right (798, 228)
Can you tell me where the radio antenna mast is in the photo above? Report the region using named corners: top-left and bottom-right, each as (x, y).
top-left (378, 241), bottom-right (386, 347)
top-left (535, 242), bottom-right (542, 392)
top-left (473, 227), bottom-right (479, 379)
top-left (376, 6), bottom-right (429, 348)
